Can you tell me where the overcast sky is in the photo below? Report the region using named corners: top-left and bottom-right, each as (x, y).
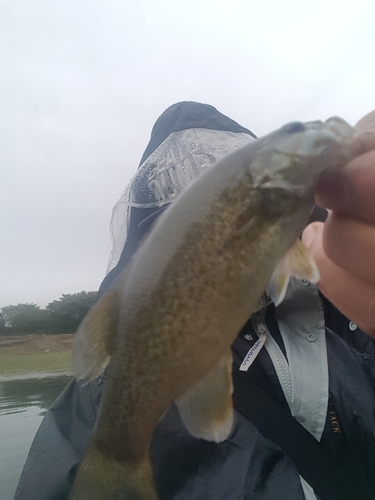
top-left (1, 0), bottom-right (374, 309)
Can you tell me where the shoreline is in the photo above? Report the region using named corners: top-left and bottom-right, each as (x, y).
top-left (0, 370), bottom-right (73, 382)
top-left (0, 333), bottom-right (74, 380)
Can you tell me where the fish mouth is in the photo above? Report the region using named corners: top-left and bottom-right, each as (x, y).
top-left (270, 130), bottom-right (333, 160)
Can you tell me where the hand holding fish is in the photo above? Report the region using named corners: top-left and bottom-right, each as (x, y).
top-left (302, 110), bottom-right (375, 336)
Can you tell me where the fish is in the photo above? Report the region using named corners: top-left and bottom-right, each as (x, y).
top-left (69, 117), bottom-right (365, 500)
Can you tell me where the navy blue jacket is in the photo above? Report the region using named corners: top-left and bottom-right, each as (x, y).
top-left (15, 102), bottom-right (375, 500)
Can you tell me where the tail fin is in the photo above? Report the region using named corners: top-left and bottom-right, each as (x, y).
top-left (69, 443), bottom-right (158, 500)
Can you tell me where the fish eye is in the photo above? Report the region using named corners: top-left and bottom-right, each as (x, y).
top-left (284, 122), bottom-right (306, 134)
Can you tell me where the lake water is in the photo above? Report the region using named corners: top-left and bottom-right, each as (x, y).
top-left (0, 375), bottom-right (72, 500)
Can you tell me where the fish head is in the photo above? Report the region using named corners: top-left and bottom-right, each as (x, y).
top-left (249, 117), bottom-right (355, 200)
top-left (240, 118), bottom-right (356, 306)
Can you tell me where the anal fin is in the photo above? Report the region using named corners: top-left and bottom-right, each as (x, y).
top-left (175, 353), bottom-right (234, 443)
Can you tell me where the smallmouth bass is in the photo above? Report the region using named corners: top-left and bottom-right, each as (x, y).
top-left (70, 118), bottom-right (366, 500)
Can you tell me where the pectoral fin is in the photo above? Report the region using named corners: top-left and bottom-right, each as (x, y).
top-left (72, 288), bottom-right (121, 383)
top-left (175, 353), bottom-right (234, 443)
top-left (267, 239), bottom-right (320, 306)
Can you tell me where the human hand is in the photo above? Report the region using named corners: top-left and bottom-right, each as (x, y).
top-left (302, 111), bottom-right (375, 337)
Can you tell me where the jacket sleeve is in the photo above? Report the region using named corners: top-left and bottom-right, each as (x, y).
top-left (14, 375), bottom-right (104, 500)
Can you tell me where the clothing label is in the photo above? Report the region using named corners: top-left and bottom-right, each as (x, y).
top-left (239, 331), bottom-right (267, 371)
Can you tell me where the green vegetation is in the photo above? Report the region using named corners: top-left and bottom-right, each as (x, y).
top-left (1, 291), bottom-right (97, 335)
top-left (0, 352), bottom-right (72, 377)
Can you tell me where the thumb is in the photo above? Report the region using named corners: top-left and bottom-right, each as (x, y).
top-left (301, 221), bottom-right (323, 250)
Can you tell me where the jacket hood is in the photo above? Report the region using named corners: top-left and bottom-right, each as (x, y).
top-left (100, 102), bottom-right (256, 292)
top-left (139, 101), bottom-right (256, 165)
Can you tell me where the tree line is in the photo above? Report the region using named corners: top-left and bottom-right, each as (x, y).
top-left (0, 291), bottom-right (97, 335)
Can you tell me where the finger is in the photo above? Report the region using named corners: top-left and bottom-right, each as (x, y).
top-left (302, 222), bottom-right (375, 337)
top-left (301, 221), bottom-right (322, 248)
top-left (315, 115), bottom-right (375, 218)
top-left (355, 109), bottom-right (375, 131)
top-left (318, 256), bottom-right (375, 338)
top-left (315, 149), bottom-right (375, 224)
top-left (322, 212), bottom-right (375, 286)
